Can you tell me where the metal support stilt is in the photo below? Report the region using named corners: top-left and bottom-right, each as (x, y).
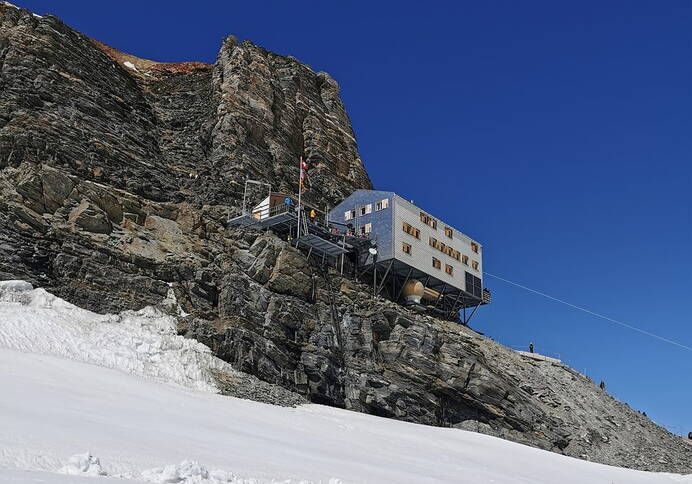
top-left (395, 268), bottom-right (413, 302)
top-left (433, 285), bottom-right (447, 310)
top-left (376, 260), bottom-right (394, 296)
top-left (463, 301), bottom-right (482, 326)
top-left (340, 233), bottom-right (346, 275)
top-left (448, 291), bottom-right (464, 319)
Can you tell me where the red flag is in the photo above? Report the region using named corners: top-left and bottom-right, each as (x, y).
top-left (299, 156), bottom-right (310, 189)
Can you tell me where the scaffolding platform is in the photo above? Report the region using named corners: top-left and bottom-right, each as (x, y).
top-left (295, 234), bottom-right (348, 258)
top-left (228, 205), bottom-right (299, 234)
top-left (256, 211), bottom-right (297, 232)
top-left (227, 214), bottom-right (257, 227)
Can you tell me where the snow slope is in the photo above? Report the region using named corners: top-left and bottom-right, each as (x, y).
top-left (1, 281), bottom-right (691, 483)
top-left (0, 280), bottom-right (226, 392)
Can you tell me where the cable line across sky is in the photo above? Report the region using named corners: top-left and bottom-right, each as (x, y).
top-left (484, 272), bottom-right (692, 353)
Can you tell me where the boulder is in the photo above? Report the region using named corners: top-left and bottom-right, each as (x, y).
top-left (68, 199), bottom-right (112, 234)
top-left (266, 245), bottom-right (313, 300)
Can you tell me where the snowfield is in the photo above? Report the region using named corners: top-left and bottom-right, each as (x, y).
top-left (0, 281), bottom-right (690, 484)
top-left (0, 280), bottom-right (226, 392)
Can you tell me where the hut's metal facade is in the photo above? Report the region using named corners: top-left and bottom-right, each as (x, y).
top-left (329, 189), bottom-right (485, 306)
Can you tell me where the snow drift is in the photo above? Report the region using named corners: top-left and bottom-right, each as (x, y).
top-left (0, 280), bottom-right (227, 392)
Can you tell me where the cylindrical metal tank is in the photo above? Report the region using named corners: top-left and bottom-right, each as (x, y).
top-left (402, 280), bottom-right (424, 305)
top-left (422, 286), bottom-right (440, 302)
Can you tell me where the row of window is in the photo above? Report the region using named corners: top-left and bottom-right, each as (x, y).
top-left (401, 242), bottom-right (478, 275)
top-left (429, 236), bottom-right (479, 269)
top-left (344, 198), bottom-right (389, 221)
top-left (419, 212), bottom-right (455, 242)
top-left (402, 225), bottom-right (479, 270)
top-left (429, 236), bottom-right (461, 261)
top-left (402, 222), bottom-right (420, 238)
top-left (416, 213), bottom-right (480, 253)
top-left (420, 211), bottom-right (437, 229)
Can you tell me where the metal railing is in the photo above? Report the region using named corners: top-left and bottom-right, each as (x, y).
top-left (251, 203), bottom-right (295, 220)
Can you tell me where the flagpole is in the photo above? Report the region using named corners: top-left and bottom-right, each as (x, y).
top-left (297, 156), bottom-right (303, 240)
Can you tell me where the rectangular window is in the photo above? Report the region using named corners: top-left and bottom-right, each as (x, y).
top-left (344, 210), bottom-right (353, 221)
top-left (360, 204), bottom-right (372, 216)
top-left (432, 257), bottom-right (441, 270)
top-left (429, 236), bottom-right (436, 247)
top-left (462, 254), bottom-right (469, 265)
top-left (471, 242), bottom-right (479, 253)
top-left (465, 272), bottom-right (482, 298)
top-left (445, 264), bottom-right (453, 275)
top-left (402, 242), bottom-right (412, 255)
top-left (375, 199), bottom-right (389, 211)
top-left (445, 226), bottom-right (453, 238)
top-left (420, 211), bottom-right (438, 229)
top-left (402, 222), bottom-right (420, 239)
top-left (472, 260), bottom-right (479, 271)
top-left (453, 250), bottom-right (460, 261)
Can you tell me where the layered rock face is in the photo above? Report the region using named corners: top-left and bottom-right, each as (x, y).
top-left (0, 2), bottom-right (369, 308)
top-left (0, 2), bottom-right (370, 208)
top-left (1, 2), bottom-right (691, 475)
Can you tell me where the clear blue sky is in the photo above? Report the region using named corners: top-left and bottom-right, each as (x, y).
top-left (19, 1), bottom-right (692, 434)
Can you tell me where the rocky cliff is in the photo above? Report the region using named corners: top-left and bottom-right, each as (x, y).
top-left (0, 0), bottom-right (369, 309)
top-left (1, 2), bottom-right (691, 474)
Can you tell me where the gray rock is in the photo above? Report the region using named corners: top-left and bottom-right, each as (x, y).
top-left (68, 199), bottom-right (112, 234)
top-left (267, 245), bottom-right (313, 300)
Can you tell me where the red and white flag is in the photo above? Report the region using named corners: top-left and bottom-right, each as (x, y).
top-left (299, 156), bottom-right (310, 189)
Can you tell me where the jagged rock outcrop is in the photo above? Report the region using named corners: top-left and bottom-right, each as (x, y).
top-left (1, 2), bottom-right (691, 475)
top-left (0, 0), bottom-right (369, 309)
top-left (0, 2), bottom-right (370, 210)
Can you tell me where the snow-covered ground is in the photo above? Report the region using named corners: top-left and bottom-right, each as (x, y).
top-left (0, 280), bottom-right (226, 392)
top-left (1, 281), bottom-right (690, 484)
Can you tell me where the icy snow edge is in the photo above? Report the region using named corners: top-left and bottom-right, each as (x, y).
top-left (0, 280), bottom-right (229, 393)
